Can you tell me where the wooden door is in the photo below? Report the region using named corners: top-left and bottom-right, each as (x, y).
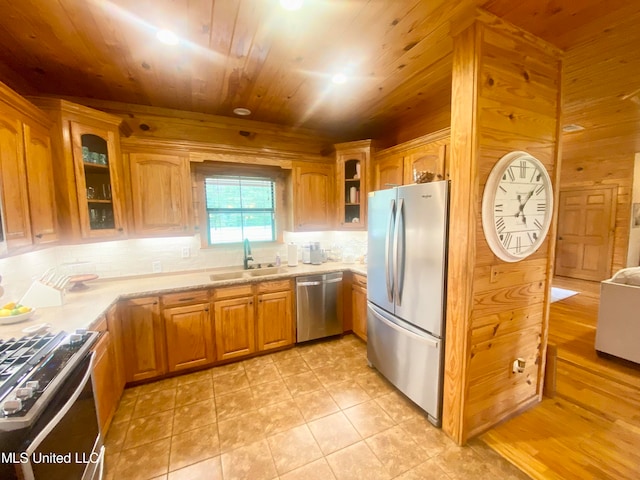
top-left (213, 296), bottom-right (256, 361)
top-left (555, 186), bottom-right (616, 281)
top-left (293, 162), bottom-right (334, 230)
top-left (403, 143), bottom-right (446, 185)
top-left (352, 283), bottom-right (367, 341)
top-left (374, 154), bottom-right (404, 190)
top-left (70, 121), bottom-right (126, 239)
top-left (91, 331), bottom-right (118, 434)
top-left (23, 122), bottom-right (58, 244)
top-left (257, 290), bottom-right (293, 351)
top-left (120, 297), bottom-right (167, 382)
top-left (106, 304), bottom-right (126, 394)
top-left (0, 111), bottom-right (31, 248)
top-left (128, 152), bottom-right (192, 235)
top-left (164, 302), bottom-right (215, 372)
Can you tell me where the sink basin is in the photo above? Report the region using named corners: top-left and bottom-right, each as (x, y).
top-left (245, 267), bottom-right (287, 277)
top-left (209, 271), bottom-right (246, 281)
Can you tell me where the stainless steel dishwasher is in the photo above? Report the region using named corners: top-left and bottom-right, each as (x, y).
top-left (296, 272), bottom-right (343, 342)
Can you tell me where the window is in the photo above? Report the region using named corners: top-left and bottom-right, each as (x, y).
top-left (204, 175), bottom-right (276, 245)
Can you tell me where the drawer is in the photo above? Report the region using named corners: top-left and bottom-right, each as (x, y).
top-left (213, 284), bottom-right (254, 300)
top-left (256, 279), bottom-right (292, 294)
top-left (162, 290), bottom-right (210, 307)
top-left (352, 273), bottom-right (367, 287)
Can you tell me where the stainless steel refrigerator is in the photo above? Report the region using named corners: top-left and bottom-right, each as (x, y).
top-left (367, 180), bottom-right (449, 426)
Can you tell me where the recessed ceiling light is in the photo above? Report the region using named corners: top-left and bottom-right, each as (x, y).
top-left (562, 124), bottom-right (585, 133)
top-left (331, 73), bottom-right (347, 85)
top-left (233, 107), bottom-right (252, 116)
top-left (156, 29), bottom-right (179, 45)
top-left (280, 0), bottom-right (304, 11)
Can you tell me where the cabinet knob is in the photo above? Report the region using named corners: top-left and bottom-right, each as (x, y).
top-left (204, 308), bottom-right (209, 312)
top-left (118, 228), bottom-right (124, 232)
top-left (35, 233), bottom-right (43, 239)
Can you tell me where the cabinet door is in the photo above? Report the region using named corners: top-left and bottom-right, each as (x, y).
top-left (128, 152), bottom-right (192, 235)
top-left (23, 122), bottom-right (58, 244)
top-left (120, 297), bottom-right (166, 382)
top-left (257, 290), bottom-right (293, 351)
top-left (214, 296), bottom-right (256, 361)
top-left (403, 143), bottom-right (446, 185)
top-left (106, 304), bottom-right (126, 394)
top-left (91, 331), bottom-right (118, 435)
top-left (0, 112), bottom-right (31, 248)
top-left (70, 121), bottom-right (126, 239)
top-left (374, 154), bottom-right (404, 191)
top-left (293, 162), bottom-right (334, 231)
top-left (164, 302), bottom-right (215, 372)
top-left (336, 150), bottom-right (367, 230)
top-left (352, 283), bottom-right (367, 341)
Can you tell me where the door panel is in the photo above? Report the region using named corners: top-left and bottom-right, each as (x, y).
top-left (555, 186), bottom-right (616, 281)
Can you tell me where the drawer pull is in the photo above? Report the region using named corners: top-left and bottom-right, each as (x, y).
top-left (178, 297), bottom-right (195, 302)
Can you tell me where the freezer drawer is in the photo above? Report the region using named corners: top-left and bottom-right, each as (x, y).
top-left (366, 302), bottom-right (444, 426)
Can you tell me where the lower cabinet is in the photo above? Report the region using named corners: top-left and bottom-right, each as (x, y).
top-left (164, 302), bottom-right (215, 372)
top-left (119, 296), bottom-right (167, 382)
top-left (92, 330), bottom-right (119, 434)
top-left (213, 294), bottom-right (256, 361)
top-left (351, 274), bottom-right (368, 341)
top-left (257, 281), bottom-right (294, 351)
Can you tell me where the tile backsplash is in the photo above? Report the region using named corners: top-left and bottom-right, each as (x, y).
top-left (0, 231), bottom-right (367, 301)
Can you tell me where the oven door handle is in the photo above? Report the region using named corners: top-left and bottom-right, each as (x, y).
top-left (22, 351), bottom-right (96, 477)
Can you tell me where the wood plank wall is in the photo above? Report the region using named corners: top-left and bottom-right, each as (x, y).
top-left (443, 13), bottom-right (562, 444)
top-left (559, 12), bottom-right (640, 271)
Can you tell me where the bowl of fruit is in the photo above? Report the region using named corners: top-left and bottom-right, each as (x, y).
top-left (0, 302), bottom-right (36, 325)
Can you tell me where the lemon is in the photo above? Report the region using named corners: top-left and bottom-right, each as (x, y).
top-left (18, 306), bottom-right (30, 314)
top-left (0, 309), bottom-right (11, 317)
top-left (2, 302), bottom-right (16, 310)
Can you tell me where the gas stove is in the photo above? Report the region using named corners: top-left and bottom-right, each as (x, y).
top-left (0, 330), bottom-right (99, 431)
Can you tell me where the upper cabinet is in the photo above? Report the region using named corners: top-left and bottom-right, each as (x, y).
top-left (292, 162), bottom-right (334, 231)
top-left (335, 140), bottom-right (373, 230)
top-left (0, 83), bottom-right (58, 251)
top-left (125, 151), bottom-right (193, 236)
top-left (373, 128), bottom-right (450, 191)
top-left (29, 98), bottom-right (128, 241)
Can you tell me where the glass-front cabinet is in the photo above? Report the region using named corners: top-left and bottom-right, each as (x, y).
top-left (335, 140), bottom-right (372, 230)
top-left (71, 122), bottom-right (125, 238)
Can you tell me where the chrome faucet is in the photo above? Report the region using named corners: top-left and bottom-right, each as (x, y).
top-left (243, 238), bottom-right (253, 269)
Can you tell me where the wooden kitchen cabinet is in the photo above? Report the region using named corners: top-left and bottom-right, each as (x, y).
top-left (256, 280), bottom-right (294, 351)
top-left (162, 290), bottom-right (215, 372)
top-left (0, 85), bottom-right (58, 250)
top-left (335, 140), bottom-right (372, 230)
top-left (373, 152), bottom-right (404, 191)
top-left (106, 304), bottom-right (126, 394)
top-left (126, 151), bottom-right (193, 236)
top-left (402, 142), bottom-right (447, 185)
top-left (213, 293), bottom-right (256, 361)
top-left (351, 273), bottom-right (368, 341)
top-left (30, 98), bottom-right (128, 241)
top-left (119, 296), bottom-right (167, 382)
top-left (91, 330), bottom-right (119, 435)
top-left (292, 162), bottom-right (334, 230)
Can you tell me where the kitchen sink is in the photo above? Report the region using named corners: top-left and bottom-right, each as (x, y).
top-left (209, 271), bottom-right (246, 281)
top-left (245, 267), bottom-right (287, 277)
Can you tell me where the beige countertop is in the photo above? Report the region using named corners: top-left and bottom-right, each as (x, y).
top-left (0, 262), bottom-right (367, 340)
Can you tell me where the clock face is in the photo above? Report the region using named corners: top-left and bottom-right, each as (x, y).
top-left (481, 151), bottom-right (553, 262)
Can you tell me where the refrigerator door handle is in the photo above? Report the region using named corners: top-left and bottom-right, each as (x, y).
top-left (393, 198), bottom-right (404, 306)
top-left (385, 199), bottom-right (396, 302)
top-left (368, 303), bottom-right (439, 348)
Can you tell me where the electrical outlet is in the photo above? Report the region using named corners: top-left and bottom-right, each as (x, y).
top-left (512, 358), bottom-right (526, 374)
top-left (181, 247), bottom-right (190, 258)
top-left (152, 261), bottom-right (162, 273)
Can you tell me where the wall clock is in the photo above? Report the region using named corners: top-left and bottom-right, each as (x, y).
top-left (481, 151), bottom-right (553, 262)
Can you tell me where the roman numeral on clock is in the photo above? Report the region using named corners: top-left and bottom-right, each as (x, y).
top-left (494, 203), bottom-right (503, 213)
top-left (507, 168), bottom-right (515, 182)
top-left (502, 232), bottom-right (512, 248)
top-left (496, 217), bottom-right (505, 233)
top-left (519, 161), bottom-right (526, 178)
top-left (535, 185), bottom-right (545, 195)
top-left (515, 236), bottom-right (522, 253)
top-left (537, 202), bottom-right (546, 212)
top-left (533, 219), bottom-right (543, 230)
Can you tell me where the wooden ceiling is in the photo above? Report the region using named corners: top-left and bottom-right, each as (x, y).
top-left (0, 0), bottom-right (637, 139)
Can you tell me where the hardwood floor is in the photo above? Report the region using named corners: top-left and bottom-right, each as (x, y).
top-left (481, 276), bottom-right (640, 480)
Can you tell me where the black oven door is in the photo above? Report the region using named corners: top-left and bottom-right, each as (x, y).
top-left (19, 352), bottom-right (104, 480)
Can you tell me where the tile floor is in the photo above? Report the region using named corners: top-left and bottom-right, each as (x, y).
top-left (104, 335), bottom-right (530, 480)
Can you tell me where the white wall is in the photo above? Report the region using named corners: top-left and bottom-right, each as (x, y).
top-left (0, 231), bottom-right (367, 301)
top-left (627, 152), bottom-right (640, 267)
